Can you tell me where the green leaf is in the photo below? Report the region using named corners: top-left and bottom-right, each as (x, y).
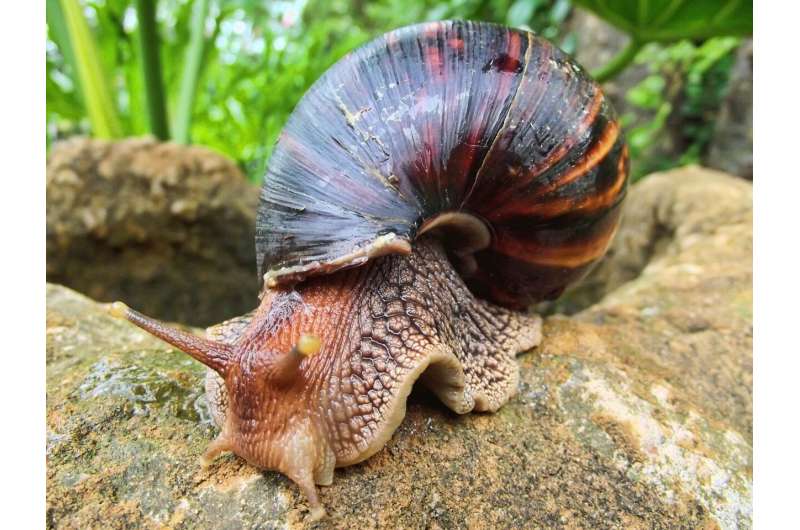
top-left (549, 0), bottom-right (572, 24)
top-left (626, 74), bottom-right (666, 109)
top-left (507, 0), bottom-right (538, 27)
top-left (135, 0), bottom-right (170, 140)
top-left (58, 0), bottom-right (123, 139)
top-left (573, 0), bottom-right (752, 43)
top-left (46, 0), bottom-right (82, 104)
top-left (172, 0), bottom-right (210, 144)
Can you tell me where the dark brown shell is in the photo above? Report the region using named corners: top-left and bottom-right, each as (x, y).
top-left (256, 20), bottom-right (628, 308)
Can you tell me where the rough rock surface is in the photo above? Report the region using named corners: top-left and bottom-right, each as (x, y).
top-left (46, 137), bottom-right (261, 327)
top-left (46, 166), bottom-right (752, 529)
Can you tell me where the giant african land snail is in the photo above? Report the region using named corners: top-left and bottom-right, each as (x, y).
top-left (110, 20), bottom-right (628, 520)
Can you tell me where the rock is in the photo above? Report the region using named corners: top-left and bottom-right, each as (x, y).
top-left (46, 166), bottom-right (752, 529)
top-left (705, 39), bottom-right (753, 180)
top-left (46, 137), bottom-right (261, 327)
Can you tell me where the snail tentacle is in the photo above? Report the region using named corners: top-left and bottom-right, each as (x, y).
top-left (108, 302), bottom-right (233, 375)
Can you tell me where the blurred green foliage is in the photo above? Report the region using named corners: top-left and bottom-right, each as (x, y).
top-left (573, 0), bottom-right (752, 43)
top-left (46, 0), bottom-right (748, 183)
top-left (47, 0), bottom-right (577, 181)
top-left (622, 36), bottom-right (741, 180)
top-left (52, 0), bottom-right (124, 138)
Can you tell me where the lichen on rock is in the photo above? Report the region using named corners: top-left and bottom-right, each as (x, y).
top-left (46, 166), bottom-right (752, 529)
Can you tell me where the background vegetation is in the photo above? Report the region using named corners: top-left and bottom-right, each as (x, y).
top-left (46, 0), bottom-right (752, 182)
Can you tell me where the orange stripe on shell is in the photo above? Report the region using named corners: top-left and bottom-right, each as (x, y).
top-left (527, 89), bottom-right (605, 182)
top-left (492, 217), bottom-right (620, 268)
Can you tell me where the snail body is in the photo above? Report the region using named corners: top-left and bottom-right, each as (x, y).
top-left (113, 20), bottom-right (628, 520)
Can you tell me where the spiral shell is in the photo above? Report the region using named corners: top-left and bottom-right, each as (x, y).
top-left (256, 20), bottom-right (628, 308)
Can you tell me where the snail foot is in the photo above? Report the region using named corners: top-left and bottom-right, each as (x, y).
top-left (200, 434), bottom-right (231, 468)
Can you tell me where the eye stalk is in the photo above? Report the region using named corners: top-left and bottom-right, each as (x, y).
top-left (271, 333), bottom-right (322, 384)
top-left (295, 334), bottom-right (321, 356)
top-left (107, 301), bottom-right (234, 376)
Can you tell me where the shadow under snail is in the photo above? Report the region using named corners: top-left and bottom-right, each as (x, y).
top-left (110, 20), bottom-right (628, 520)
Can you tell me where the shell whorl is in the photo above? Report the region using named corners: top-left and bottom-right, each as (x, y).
top-left (256, 20), bottom-right (628, 308)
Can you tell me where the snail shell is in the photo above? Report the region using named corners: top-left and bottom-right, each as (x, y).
top-left (257, 20), bottom-right (628, 308)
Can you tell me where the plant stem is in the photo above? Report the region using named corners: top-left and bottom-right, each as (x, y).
top-left (47, 0), bottom-right (82, 103)
top-left (59, 0), bottom-right (122, 138)
top-left (172, 0), bottom-right (210, 144)
top-left (592, 39), bottom-right (643, 83)
top-left (135, 0), bottom-right (170, 140)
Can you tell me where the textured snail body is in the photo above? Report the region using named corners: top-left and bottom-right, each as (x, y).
top-left (112, 20), bottom-right (628, 521)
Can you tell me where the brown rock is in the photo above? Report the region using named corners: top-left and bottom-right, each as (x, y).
top-left (46, 166), bottom-right (752, 529)
top-left (46, 137), bottom-right (261, 327)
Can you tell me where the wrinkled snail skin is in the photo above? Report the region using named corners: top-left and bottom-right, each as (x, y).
top-left (113, 239), bottom-right (542, 519)
top-left (201, 238), bottom-right (542, 518)
top-left (110, 20), bottom-right (628, 521)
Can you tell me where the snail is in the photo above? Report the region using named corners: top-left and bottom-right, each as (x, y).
top-left (109, 20), bottom-right (628, 520)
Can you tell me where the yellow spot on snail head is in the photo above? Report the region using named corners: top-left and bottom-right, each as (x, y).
top-left (296, 334), bottom-right (321, 357)
top-left (108, 301), bottom-right (130, 319)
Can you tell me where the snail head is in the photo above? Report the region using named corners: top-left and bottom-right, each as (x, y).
top-left (108, 299), bottom-right (333, 520)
